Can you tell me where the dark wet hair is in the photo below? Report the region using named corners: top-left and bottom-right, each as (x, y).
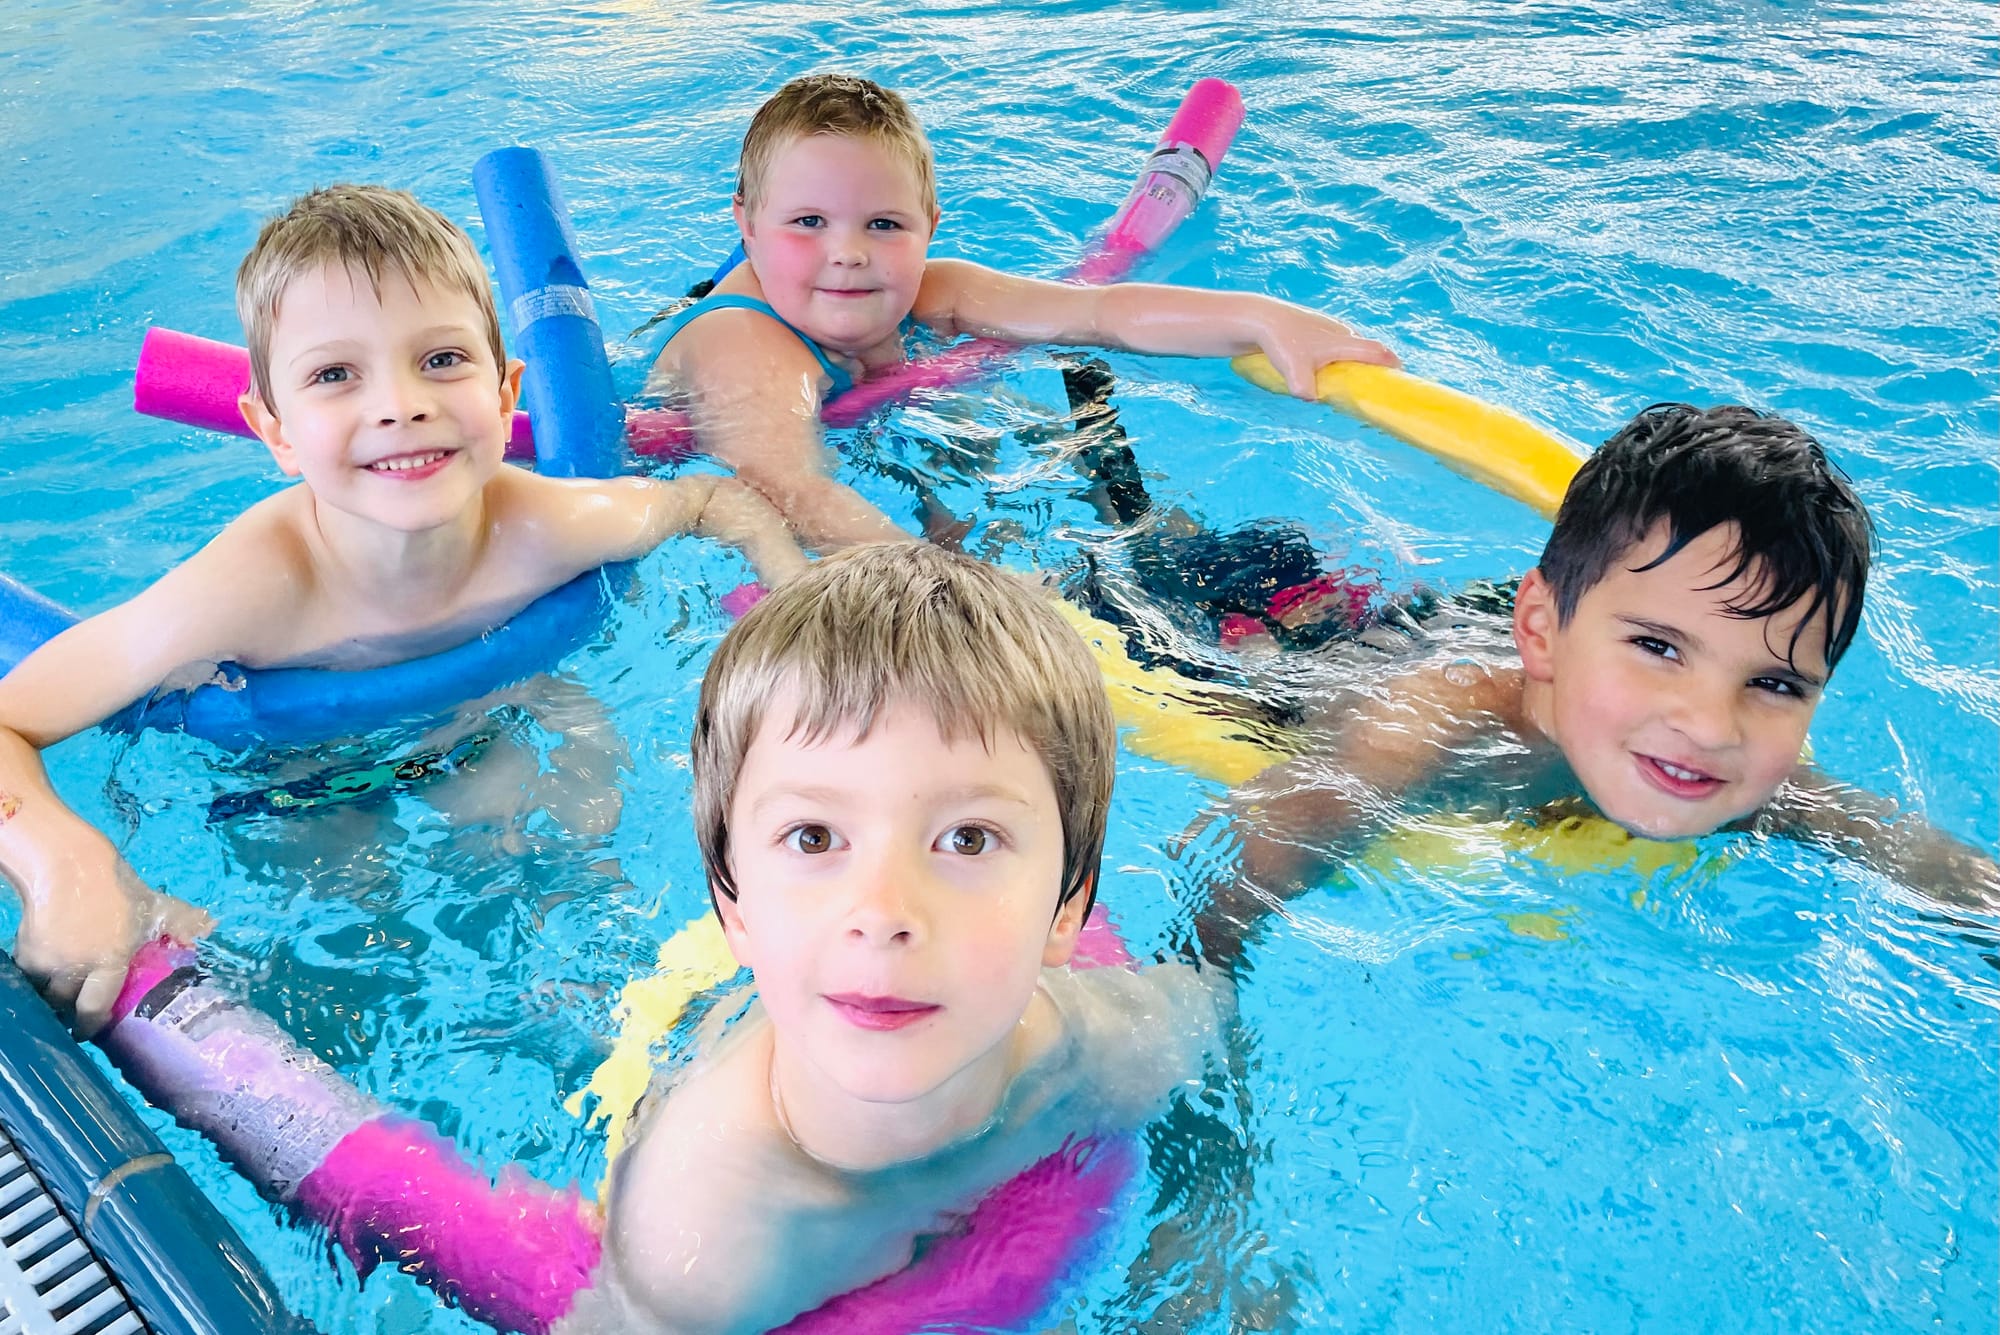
top-left (1538, 403), bottom-right (1874, 670)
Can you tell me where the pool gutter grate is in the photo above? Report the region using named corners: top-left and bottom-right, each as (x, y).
top-left (0, 1129), bottom-right (146, 1335)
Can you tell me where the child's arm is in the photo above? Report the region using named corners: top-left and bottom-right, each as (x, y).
top-left (662, 312), bottom-right (912, 549)
top-left (915, 259), bottom-right (1400, 397)
top-left (1197, 659), bottom-right (1513, 965)
top-left (0, 559), bottom-right (250, 1030)
top-left (556, 473), bottom-right (812, 587)
top-left (1757, 768), bottom-right (1999, 910)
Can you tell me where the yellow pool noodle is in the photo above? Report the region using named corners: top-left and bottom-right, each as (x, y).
top-left (1231, 354), bottom-right (1587, 520)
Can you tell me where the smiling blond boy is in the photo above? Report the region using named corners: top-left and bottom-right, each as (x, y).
top-left (0, 185), bottom-right (807, 1033)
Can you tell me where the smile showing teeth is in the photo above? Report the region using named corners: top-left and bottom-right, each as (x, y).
top-left (1655, 760), bottom-right (1708, 782)
top-left (369, 451), bottom-right (449, 473)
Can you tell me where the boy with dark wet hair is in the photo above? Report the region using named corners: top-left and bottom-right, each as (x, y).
top-left (1218, 401), bottom-right (1996, 914)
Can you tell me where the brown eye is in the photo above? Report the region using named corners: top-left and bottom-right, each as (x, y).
top-left (788, 824), bottom-right (834, 854)
top-left (947, 825), bottom-right (989, 856)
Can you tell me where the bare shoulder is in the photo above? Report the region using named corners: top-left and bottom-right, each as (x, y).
top-left (670, 302), bottom-right (827, 395)
top-left (1304, 649), bottom-right (1524, 746)
top-left (1045, 963), bottom-right (1222, 1126)
top-left (596, 1028), bottom-right (830, 1334)
top-left (154, 490), bottom-right (319, 656)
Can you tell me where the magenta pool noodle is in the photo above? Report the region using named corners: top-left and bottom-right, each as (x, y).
top-left (297, 1119), bottom-right (600, 1335)
top-left (774, 1135), bottom-right (1137, 1335)
top-left (135, 327), bottom-right (540, 454)
top-left (104, 941), bottom-right (597, 1335)
top-left (1078, 76), bottom-right (1246, 281)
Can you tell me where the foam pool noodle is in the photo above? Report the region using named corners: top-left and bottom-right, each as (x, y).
top-left (102, 940), bottom-right (598, 1335)
top-left (774, 1135), bottom-right (1138, 1335)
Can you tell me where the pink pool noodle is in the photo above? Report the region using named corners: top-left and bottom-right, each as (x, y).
top-left (137, 327), bottom-right (545, 458)
top-left (776, 1135), bottom-right (1137, 1335)
top-left (105, 939), bottom-right (597, 1335)
top-left (1072, 76), bottom-right (1246, 286)
top-left (99, 905), bottom-right (1142, 1333)
top-left (297, 1119), bottom-right (600, 1335)
top-left (137, 80), bottom-right (1240, 457)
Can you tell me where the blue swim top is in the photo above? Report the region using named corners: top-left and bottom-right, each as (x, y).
top-left (654, 245), bottom-right (855, 398)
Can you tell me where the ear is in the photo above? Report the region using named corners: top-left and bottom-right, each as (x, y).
top-left (1040, 879), bottom-right (1091, 968)
top-left (713, 880), bottom-right (754, 969)
top-left (732, 196), bottom-right (752, 246)
top-left (498, 357), bottom-right (525, 417)
top-left (1514, 567), bottom-right (1560, 682)
top-left (239, 392), bottom-right (301, 477)
top-left (928, 205), bottom-right (942, 238)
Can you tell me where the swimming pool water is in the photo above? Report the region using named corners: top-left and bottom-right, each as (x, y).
top-left (1, 2), bottom-right (1994, 1331)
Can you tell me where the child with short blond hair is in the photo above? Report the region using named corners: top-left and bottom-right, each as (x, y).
top-left (0, 184), bottom-right (808, 1034)
top-left (650, 72), bottom-right (1402, 549)
top-left (571, 543), bottom-right (1223, 1334)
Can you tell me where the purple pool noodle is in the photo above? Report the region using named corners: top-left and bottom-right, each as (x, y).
top-left (100, 942), bottom-right (383, 1200)
top-left (297, 1118), bottom-right (600, 1335)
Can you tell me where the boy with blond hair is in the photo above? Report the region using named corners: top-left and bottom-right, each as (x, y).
top-left (650, 72), bottom-right (1402, 549)
top-left (566, 543), bottom-right (1223, 1334)
top-left (0, 184), bottom-right (807, 1034)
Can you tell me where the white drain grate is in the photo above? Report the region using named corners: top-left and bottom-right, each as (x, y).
top-left (0, 1130), bottom-right (145, 1335)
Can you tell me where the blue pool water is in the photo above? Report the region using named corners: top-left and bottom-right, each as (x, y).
top-left (1, 2), bottom-right (1994, 1331)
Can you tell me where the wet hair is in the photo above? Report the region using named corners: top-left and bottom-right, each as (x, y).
top-left (1538, 402), bottom-right (1874, 669)
top-left (236, 184), bottom-right (506, 406)
top-left (735, 73), bottom-right (938, 217)
top-left (692, 544), bottom-right (1113, 916)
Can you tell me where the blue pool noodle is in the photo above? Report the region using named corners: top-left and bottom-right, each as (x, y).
top-left (0, 570), bottom-right (609, 751)
top-left (1, 149), bottom-right (626, 747)
top-left (474, 147), bottom-right (624, 480)
top-left (0, 573), bottom-right (74, 677)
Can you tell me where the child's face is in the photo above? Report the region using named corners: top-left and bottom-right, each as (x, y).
top-left (241, 262), bottom-right (522, 532)
top-left (734, 133), bottom-right (936, 359)
top-left (716, 693), bottom-right (1085, 1143)
top-left (1516, 522), bottom-right (1831, 839)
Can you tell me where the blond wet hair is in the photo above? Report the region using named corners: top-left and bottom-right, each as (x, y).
top-left (236, 184), bottom-right (506, 406)
top-left (692, 543), bottom-right (1113, 913)
top-left (735, 73), bottom-right (938, 217)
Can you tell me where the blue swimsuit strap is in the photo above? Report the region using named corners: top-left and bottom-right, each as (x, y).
top-left (658, 291), bottom-right (855, 398)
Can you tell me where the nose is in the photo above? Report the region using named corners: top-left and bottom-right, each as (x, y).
top-left (843, 844), bottom-right (927, 946)
top-left (370, 367), bottom-right (433, 427)
top-left (1665, 672), bottom-right (1743, 751)
top-left (827, 224), bottom-right (868, 268)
